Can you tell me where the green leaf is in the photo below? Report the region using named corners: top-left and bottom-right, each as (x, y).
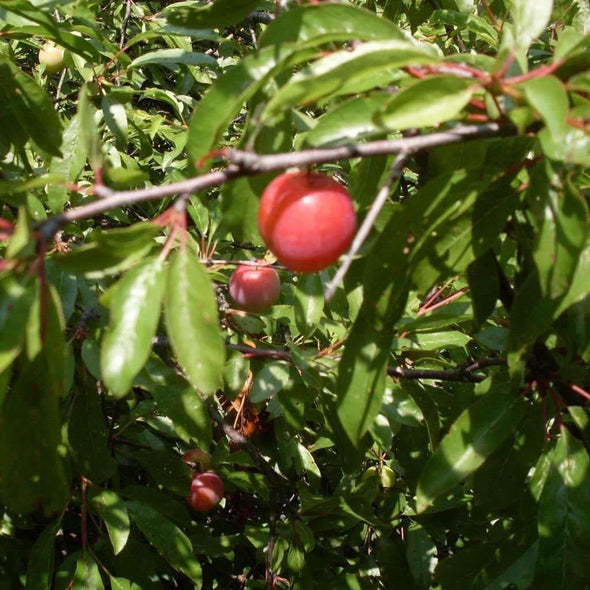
top-left (406, 523), bottom-right (437, 589)
top-left (47, 116), bottom-right (88, 213)
top-left (78, 84), bottom-right (102, 171)
top-left (511, 0), bottom-right (554, 53)
top-left (166, 0), bottom-right (260, 29)
top-left (294, 274), bottom-right (324, 338)
top-left (219, 177), bottom-right (262, 244)
top-left (135, 356), bottom-right (212, 447)
top-left (431, 10), bottom-right (498, 48)
top-left (25, 521), bottom-right (58, 590)
top-left (68, 386), bottom-right (117, 483)
top-left (250, 361), bottom-right (291, 403)
top-left (528, 165), bottom-right (589, 300)
top-left (0, 274), bottom-right (36, 374)
top-left (305, 93), bottom-right (390, 147)
top-left (53, 224), bottom-right (160, 278)
top-left (416, 374), bottom-right (526, 513)
top-left (45, 261), bottom-right (78, 322)
top-left (165, 248), bottom-right (225, 395)
top-left (129, 49), bottom-right (217, 71)
top-left (263, 40), bottom-right (439, 120)
top-left (467, 250), bottom-right (500, 327)
top-left (101, 257), bottom-right (166, 398)
top-left (71, 555), bottom-right (104, 590)
top-left (133, 449), bottom-right (191, 495)
top-left (259, 3), bottom-right (407, 48)
top-left (89, 489), bottom-right (130, 556)
top-left (26, 283), bottom-right (68, 396)
top-left (0, 2), bottom-right (99, 61)
top-left (336, 241), bottom-right (408, 448)
top-left (187, 44), bottom-right (311, 164)
top-left (533, 427), bottom-right (590, 587)
top-left (521, 76), bottom-right (568, 141)
top-left (127, 500), bottom-right (202, 584)
top-left (102, 96), bottom-right (128, 148)
top-left (0, 56), bottom-right (63, 157)
top-left (109, 578), bottom-right (142, 590)
top-left (0, 357), bottom-right (70, 514)
top-left (377, 76), bottom-right (473, 131)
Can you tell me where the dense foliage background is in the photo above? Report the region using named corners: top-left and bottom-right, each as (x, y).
top-left (1, 0), bottom-right (590, 588)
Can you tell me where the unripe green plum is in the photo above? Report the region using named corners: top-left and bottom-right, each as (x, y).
top-left (38, 42), bottom-right (65, 74)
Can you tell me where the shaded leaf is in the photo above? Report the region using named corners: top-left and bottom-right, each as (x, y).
top-left (25, 521), bottom-right (58, 590)
top-left (135, 356), bottom-right (212, 447)
top-left (68, 386), bottom-right (117, 483)
top-left (127, 500), bottom-right (202, 584)
top-left (89, 489), bottom-right (130, 556)
top-left (533, 427), bottom-right (590, 587)
top-left (416, 374), bottom-right (526, 513)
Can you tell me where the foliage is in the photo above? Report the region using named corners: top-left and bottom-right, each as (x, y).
top-left (1, 0), bottom-right (590, 588)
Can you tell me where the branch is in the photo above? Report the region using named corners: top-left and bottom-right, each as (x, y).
top-left (325, 151), bottom-right (409, 300)
top-left (229, 342), bottom-right (507, 383)
top-left (206, 404), bottom-right (288, 488)
top-left (387, 357), bottom-right (507, 383)
top-left (38, 122), bottom-right (516, 240)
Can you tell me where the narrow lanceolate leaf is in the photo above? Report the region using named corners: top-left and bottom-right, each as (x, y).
top-left (127, 500), bottom-right (202, 584)
top-left (129, 50), bottom-right (218, 71)
top-left (294, 274), bottom-right (324, 338)
top-left (187, 44), bottom-right (313, 165)
top-left (520, 76), bottom-right (568, 142)
top-left (71, 555), bottom-right (104, 590)
top-left (165, 0), bottom-right (260, 30)
top-left (0, 56), bottom-right (63, 157)
top-left (47, 115), bottom-right (87, 213)
top-left (0, 357), bottom-right (70, 514)
top-left (102, 96), bottom-right (128, 148)
top-left (68, 386), bottom-right (117, 484)
top-left (378, 76), bottom-right (474, 131)
top-left (259, 3), bottom-right (407, 48)
top-left (0, 273), bottom-right (36, 374)
top-left (25, 521), bottom-right (58, 590)
top-left (89, 489), bottom-right (130, 555)
top-left (511, 0), bottom-right (553, 53)
top-left (528, 165), bottom-right (589, 300)
top-left (263, 40), bottom-right (439, 120)
top-left (336, 215), bottom-right (412, 449)
top-left (165, 249), bottom-right (225, 395)
top-left (533, 427), bottom-right (590, 588)
top-left (101, 257), bottom-right (167, 398)
top-left (136, 356), bottom-right (212, 447)
top-left (416, 377), bottom-right (526, 513)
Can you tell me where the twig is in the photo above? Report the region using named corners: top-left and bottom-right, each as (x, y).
top-left (569, 383), bottom-right (590, 402)
top-left (38, 122), bottom-right (515, 240)
top-left (227, 343), bottom-right (292, 361)
top-left (388, 357), bottom-right (507, 383)
top-left (120, 0), bottom-right (133, 49)
top-left (207, 404), bottom-right (288, 487)
top-left (249, 11), bottom-right (275, 25)
top-left (480, 0), bottom-right (500, 30)
top-left (325, 151), bottom-right (409, 301)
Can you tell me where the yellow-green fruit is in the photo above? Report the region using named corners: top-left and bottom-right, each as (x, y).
top-left (38, 42), bottom-right (65, 74)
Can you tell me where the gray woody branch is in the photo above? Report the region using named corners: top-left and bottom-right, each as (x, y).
top-left (39, 122), bottom-right (515, 240)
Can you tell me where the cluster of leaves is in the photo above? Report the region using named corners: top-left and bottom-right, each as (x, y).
top-left (1, 0), bottom-right (590, 588)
